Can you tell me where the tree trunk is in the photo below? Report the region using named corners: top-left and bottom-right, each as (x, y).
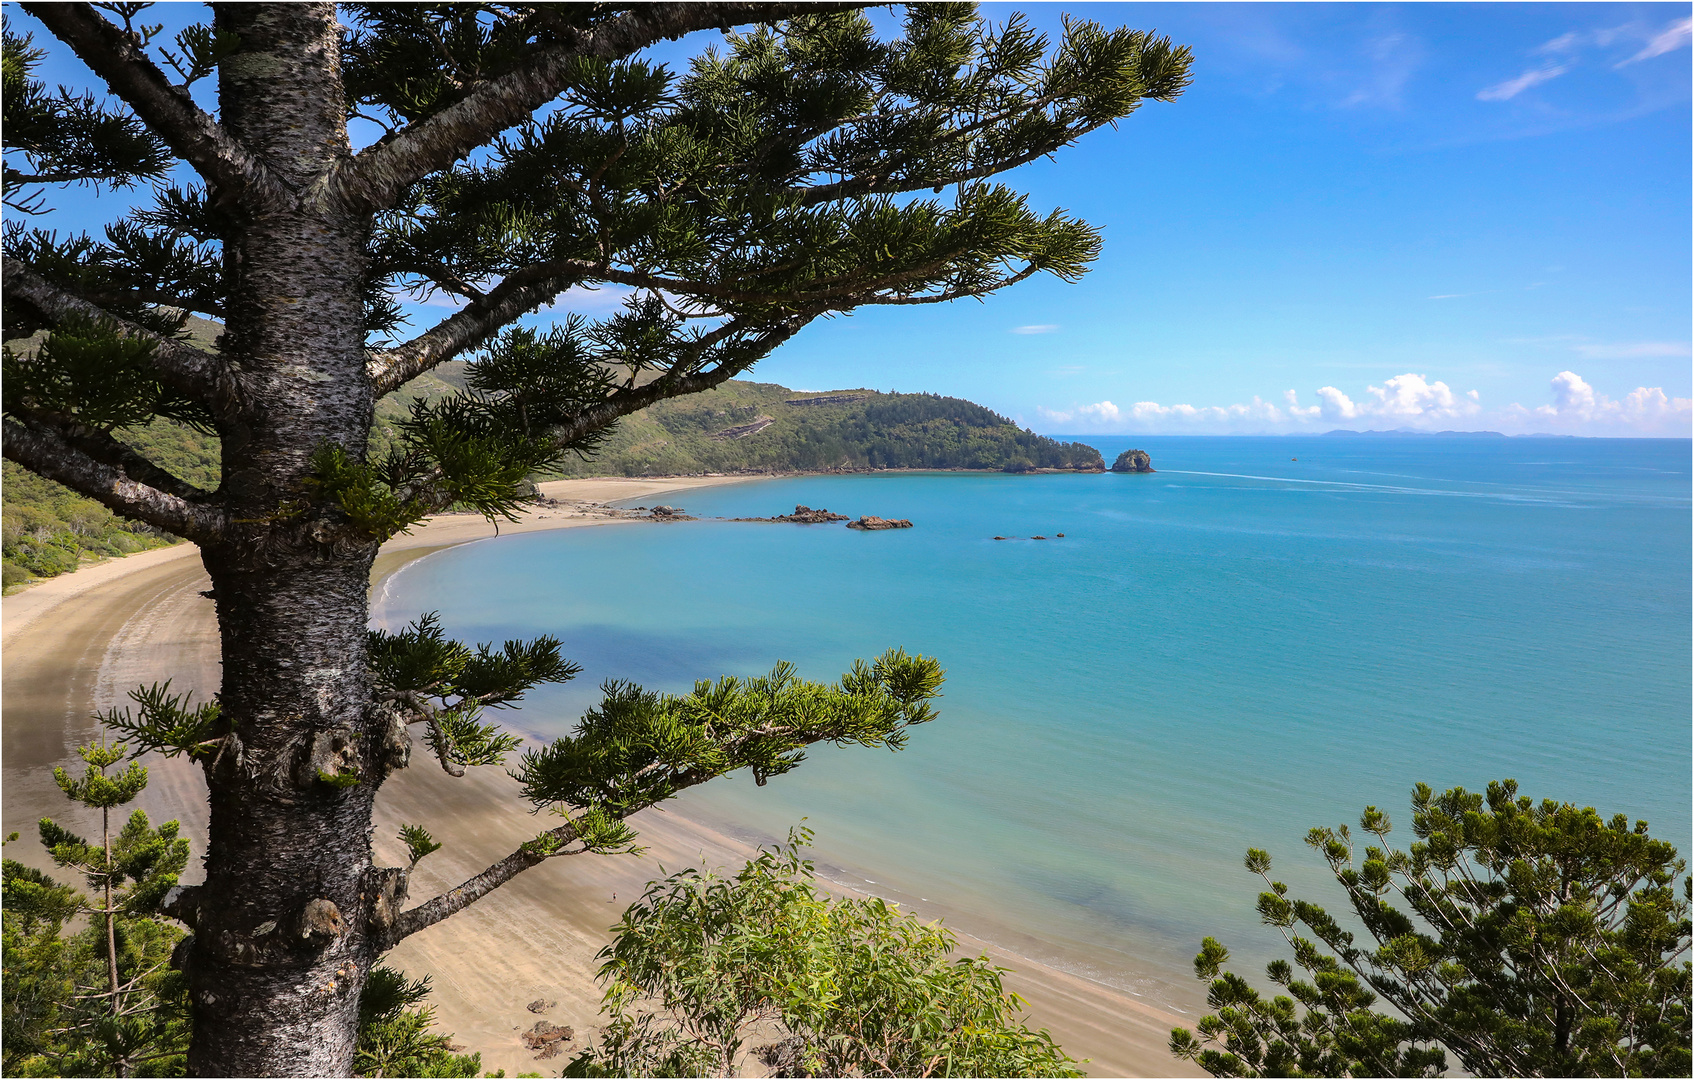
top-left (180, 6), bottom-right (386, 1074)
top-left (104, 806), bottom-right (125, 1079)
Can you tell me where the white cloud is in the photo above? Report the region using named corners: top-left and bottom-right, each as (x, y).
top-left (1125, 396), bottom-right (1285, 427)
top-left (1316, 385), bottom-right (1359, 420)
top-left (1507, 370), bottom-right (1692, 434)
top-left (1619, 17), bottom-right (1692, 65)
top-left (1477, 64), bottom-right (1569, 101)
top-left (1284, 389), bottom-right (1320, 420)
top-left (1541, 369), bottom-right (1599, 419)
top-left (1012, 324), bottom-right (1060, 335)
top-left (1362, 372), bottom-right (1480, 420)
top-left (1040, 371), bottom-right (1688, 436)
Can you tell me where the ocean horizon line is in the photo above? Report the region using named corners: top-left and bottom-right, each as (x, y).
top-left (1042, 429), bottom-right (1693, 440)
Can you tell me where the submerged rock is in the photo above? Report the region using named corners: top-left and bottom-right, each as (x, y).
top-left (846, 516), bottom-right (913, 531)
top-left (1111, 449), bottom-right (1154, 473)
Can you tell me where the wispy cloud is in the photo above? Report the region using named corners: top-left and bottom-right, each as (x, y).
top-left (1619, 17), bottom-right (1692, 65)
top-left (1571, 340), bottom-right (1691, 360)
top-left (1012, 324), bottom-right (1060, 335)
top-left (1341, 30), bottom-right (1424, 109)
top-left (1428, 293), bottom-right (1470, 300)
top-left (1477, 64), bottom-right (1568, 101)
top-left (1506, 335), bottom-right (1692, 361)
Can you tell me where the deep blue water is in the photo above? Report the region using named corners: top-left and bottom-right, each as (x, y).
top-left (375, 436), bottom-right (1692, 1007)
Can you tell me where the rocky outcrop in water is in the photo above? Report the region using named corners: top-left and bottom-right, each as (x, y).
top-left (846, 516), bottom-right (913, 530)
top-left (731, 505), bottom-right (851, 523)
top-left (1111, 449), bottom-right (1154, 473)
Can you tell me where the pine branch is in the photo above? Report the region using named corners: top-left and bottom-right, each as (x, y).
top-left (541, 314), bottom-right (811, 451)
top-left (3, 259), bottom-right (239, 415)
top-left (19, 2), bottom-right (288, 210)
top-left (367, 262), bottom-right (592, 394)
top-left (2, 416), bottom-right (226, 541)
top-left (377, 819), bottom-right (582, 949)
top-left (383, 646), bottom-right (942, 948)
top-left (6, 404), bottom-right (213, 503)
top-left (334, 3), bottom-right (862, 213)
top-left (368, 244), bottom-right (1011, 396)
top-left (793, 142), bottom-right (1072, 208)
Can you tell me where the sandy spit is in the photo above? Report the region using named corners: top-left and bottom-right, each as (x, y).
top-left (1, 476), bottom-right (1200, 1078)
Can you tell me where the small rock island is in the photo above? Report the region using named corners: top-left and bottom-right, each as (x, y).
top-left (846, 516), bottom-right (913, 531)
top-left (1110, 449), bottom-right (1155, 473)
top-left (732, 505), bottom-right (851, 524)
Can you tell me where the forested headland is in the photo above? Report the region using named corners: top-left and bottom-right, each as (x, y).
top-left (4, 339), bottom-right (1101, 588)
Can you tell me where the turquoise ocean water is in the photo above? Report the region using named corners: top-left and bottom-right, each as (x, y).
top-left (375, 436), bottom-right (1691, 1010)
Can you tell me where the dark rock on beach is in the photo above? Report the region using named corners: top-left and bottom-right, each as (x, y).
top-left (523, 1020), bottom-right (574, 1059)
top-left (846, 516), bottom-right (913, 530)
top-left (1110, 449), bottom-right (1155, 473)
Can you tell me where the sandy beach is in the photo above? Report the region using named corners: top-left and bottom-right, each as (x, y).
top-left (2, 476), bottom-right (1199, 1078)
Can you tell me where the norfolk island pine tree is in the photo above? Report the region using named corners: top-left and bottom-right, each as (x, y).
top-left (0, 5), bottom-right (1192, 1074)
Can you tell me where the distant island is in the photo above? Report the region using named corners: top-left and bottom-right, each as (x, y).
top-left (1323, 428), bottom-right (1507, 438)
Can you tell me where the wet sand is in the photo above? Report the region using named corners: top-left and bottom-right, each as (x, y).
top-left (1, 476), bottom-right (1199, 1077)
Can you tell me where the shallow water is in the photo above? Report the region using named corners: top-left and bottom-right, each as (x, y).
top-left (375, 436), bottom-right (1692, 1006)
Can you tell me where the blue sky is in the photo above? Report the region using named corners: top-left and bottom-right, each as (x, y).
top-left (10, 3), bottom-right (1691, 435)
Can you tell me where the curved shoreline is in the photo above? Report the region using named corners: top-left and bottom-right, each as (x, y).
top-left (1, 475), bottom-right (1198, 1077)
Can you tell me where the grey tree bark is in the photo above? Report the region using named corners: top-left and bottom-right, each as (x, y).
top-left (175, 7), bottom-right (384, 1073)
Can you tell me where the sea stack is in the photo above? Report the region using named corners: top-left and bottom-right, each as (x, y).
top-left (1111, 449), bottom-right (1154, 473)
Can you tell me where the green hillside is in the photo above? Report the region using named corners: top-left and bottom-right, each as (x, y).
top-left (3, 351), bottom-right (1098, 589)
top-left (543, 381), bottom-right (1103, 477)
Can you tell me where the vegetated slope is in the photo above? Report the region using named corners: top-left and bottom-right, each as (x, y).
top-left (544, 381), bottom-right (1104, 477)
top-left (3, 345), bottom-right (1096, 586)
top-left (2, 318), bottom-right (227, 589)
top-left (1, 321), bottom-right (466, 589)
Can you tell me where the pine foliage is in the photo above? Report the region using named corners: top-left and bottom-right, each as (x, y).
top-left (1171, 780), bottom-right (1692, 1078)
